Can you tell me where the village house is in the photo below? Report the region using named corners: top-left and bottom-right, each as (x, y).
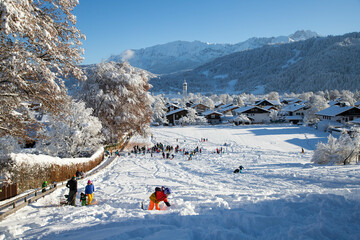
top-left (233, 106), bottom-right (270, 123)
top-left (218, 104), bottom-right (240, 116)
top-left (166, 103), bottom-right (181, 113)
top-left (315, 105), bottom-right (360, 124)
top-left (255, 99), bottom-right (281, 110)
top-left (279, 104), bottom-right (308, 124)
top-left (280, 97), bottom-right (302, 105)
top-left (166, 108), bottom-right (189, 126)
top-left (190, 103), bottom-right (209, 114)
top-left (201, 110), bottom-right (222, 125)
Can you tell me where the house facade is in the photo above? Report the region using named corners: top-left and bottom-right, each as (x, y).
top-left (279, 104), bottom-right (308, 124)
top-left (234, 106), bottom-right (270, 123)
top-left (201, 110), bottom-right (222, 125)
top-left (191, 103), bottom-right (209, 114)
top-left (316, 106), bottom-right (360, 124)
top-left (166, 108), bottom-right (188, 126)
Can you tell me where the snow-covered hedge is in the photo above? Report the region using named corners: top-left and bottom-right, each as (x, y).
top-left (4, 148), bottom-right (104, 193)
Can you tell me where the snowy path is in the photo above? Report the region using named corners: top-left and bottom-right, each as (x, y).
top-left (1, 125), bottom-right (360, 240)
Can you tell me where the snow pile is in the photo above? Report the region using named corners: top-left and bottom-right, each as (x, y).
top-left (1, 125), bottom-right (359, 240)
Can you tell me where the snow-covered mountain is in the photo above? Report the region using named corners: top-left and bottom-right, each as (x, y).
top-left (107, 30), bottom-right (320, 74)
top-left (150, 32), bottom-right (360, 94)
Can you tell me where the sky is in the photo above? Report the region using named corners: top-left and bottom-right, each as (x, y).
top-left (74, 0), bottom-right (360, 65)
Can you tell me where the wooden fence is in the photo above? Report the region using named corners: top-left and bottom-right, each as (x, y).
top-left (0, 183), bottom-right (18, 201)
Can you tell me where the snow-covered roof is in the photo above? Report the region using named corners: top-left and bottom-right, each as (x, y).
top-left (218, 105), bottom-right (239, 113)
top-left (355, 100), bottom-right (360, 106)
top-left (256, 99), bottom-right (281, 106)
top-left (281, 104), bottom-right (306, 113)
top-left (234, 106), bottom-right (270, 114)
top-left (280, 98), bottom-right (302, 104)
top-left (166, 108), bottom-right (188, 116)
top-left (315, 105), bottom-right (355, 117)
top-left (191, 103), bottom-right (208, 108)
top-left (201, 110), bottom-right (222, 116)
top-left (263, 106), bottom-right (277, 111)
top-left (217, 103), bottom-right (233, 109)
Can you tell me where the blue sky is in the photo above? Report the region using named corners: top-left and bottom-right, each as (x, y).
top-left (74, 0), bottom-right (360, 65)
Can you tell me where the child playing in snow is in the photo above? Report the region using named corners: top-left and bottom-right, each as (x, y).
top-left (80, 192), bottom-right (87, 206)
top-left (85, 180), bottom-right (95, 205)
top-left (148, 186), bottom-right (172, 210)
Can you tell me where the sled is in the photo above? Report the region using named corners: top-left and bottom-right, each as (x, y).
top-left (88, 200), bottom-right (98, 205)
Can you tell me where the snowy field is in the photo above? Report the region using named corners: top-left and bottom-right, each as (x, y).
top-left (1, 124), bottom-right (360, 240)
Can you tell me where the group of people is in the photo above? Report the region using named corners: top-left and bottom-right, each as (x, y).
top-left (66, 175), bottom-right (95, 206)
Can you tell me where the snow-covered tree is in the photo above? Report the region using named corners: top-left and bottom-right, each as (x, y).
top-left (303, 94), bottom-right (329, 124)
top-left (201, 97), bottom-right (214, 110)
top-left (340, 90), bottom-right (355, 106)
top-left (312, 133), bottom-right (359, 165)
top-left (0, 136), bottom-right (21, 166)
top-left (152, 95), bottom-right (168, 125)
top-left (81, 62), bottom-right (153, 143)
top-left (266, 92), bottom-right (279, 100)
top-left (36, 100), bottom-right (103, 158)
top-left (179, 108), bottom-right (207, 125)
top-left (232, 95), bottom-right (244, 106)
top-left (0, 0), bottom-right (85, 140)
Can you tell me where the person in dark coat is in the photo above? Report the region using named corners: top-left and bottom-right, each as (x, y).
top-left (66, 175), bottom-right (78, 206)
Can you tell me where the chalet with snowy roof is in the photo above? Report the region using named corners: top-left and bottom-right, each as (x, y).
top-left (218, 104), bottom-right (240, 116)
top-left (234, 106), bottom-right (270, 123)
top-left (255, 99), bottom-right (281, 109)
top-left (201, 110), bottom-right (222, 125)
top-left (214, 102), bottom-right (225, 109)
top-left (315, 105), bottom-right (360, 124)
top-left (166, 103), bottom-right (180, 113)
top-left (166, 108), bottom-right (188, 126)
top-left (279, 104), bottom-right (308, 124)
top-left (191, 103), bottom-right (209, 113)
top-left (281, 98), bottom-right (302, 105)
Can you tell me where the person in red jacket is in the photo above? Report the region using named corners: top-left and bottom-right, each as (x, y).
top-left (148, 186), bottom-right (172, 210)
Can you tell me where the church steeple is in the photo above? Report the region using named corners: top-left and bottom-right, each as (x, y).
top-left (183, 79), bottom-right (187, 99)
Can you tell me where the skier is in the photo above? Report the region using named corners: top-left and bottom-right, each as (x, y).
top-left (239, 165), bottom-right (244, 173)
top-left (85, 180), bottom-right (95, 205)
top-left (148, 186), bottom-right (172, 210)
top-left (66, 175), bottom-right (77, 206)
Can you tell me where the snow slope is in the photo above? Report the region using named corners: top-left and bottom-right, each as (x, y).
top-left (1, 125), bottom-right (360, 240)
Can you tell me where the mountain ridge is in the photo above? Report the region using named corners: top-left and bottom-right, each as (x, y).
top-left (107, 30), bottom-right (320, 74)
top-left (149, 32), bottom-right (360, 94)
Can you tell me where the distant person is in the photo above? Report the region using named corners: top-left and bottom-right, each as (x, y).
top-left (148, 186), bottom-right (172, 210)
top-left (42, 181), bottom-right (47, 193)
top-left (85, 180), bottom-right (95, 205)
top-left (66, 175), bottom-right (77, 206)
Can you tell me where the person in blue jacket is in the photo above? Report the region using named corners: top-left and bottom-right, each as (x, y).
top-left (85, 180), bottom-right (95, 205)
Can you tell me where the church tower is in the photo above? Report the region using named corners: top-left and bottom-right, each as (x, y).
top-left (183, 79), bottom-right (187, 99)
